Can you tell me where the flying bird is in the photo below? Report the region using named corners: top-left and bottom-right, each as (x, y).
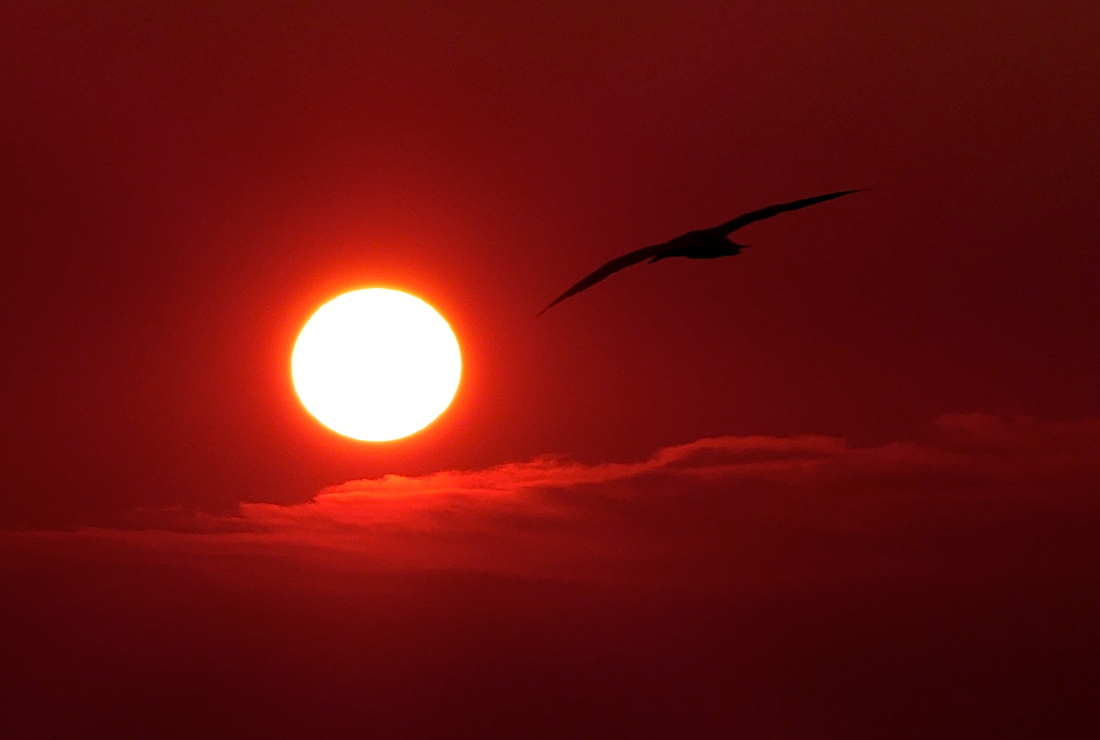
top-left (537, 189), bottom-right (865, 315)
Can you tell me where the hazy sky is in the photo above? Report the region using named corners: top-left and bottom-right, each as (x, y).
top-left (2, 1), bottom-right (1098, 736)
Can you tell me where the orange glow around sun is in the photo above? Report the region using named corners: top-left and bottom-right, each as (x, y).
top-left (291, 288), bottom-right (462, 441)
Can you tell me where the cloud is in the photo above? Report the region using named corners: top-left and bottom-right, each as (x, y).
top-left (63, 412), bottom-right (1097, 584)
top-left (7, 412), bottom-right (1098, 585)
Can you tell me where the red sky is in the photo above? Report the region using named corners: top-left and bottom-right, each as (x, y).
top-left (2, 1), bottom-right (1098, 737)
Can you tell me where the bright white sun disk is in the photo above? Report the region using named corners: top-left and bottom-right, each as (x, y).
top-left (291, 288), bottom-right (461, 441)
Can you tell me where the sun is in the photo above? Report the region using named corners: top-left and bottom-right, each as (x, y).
top-left (291, 288), bottom-right (462, 442)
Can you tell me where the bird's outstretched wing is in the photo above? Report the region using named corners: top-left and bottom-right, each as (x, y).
top-left (537, 242), bottom-right (669, 316)
top-left (714, 189), bottom-right (865, 235)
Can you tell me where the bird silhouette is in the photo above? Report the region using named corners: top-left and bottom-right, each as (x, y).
top-left (537, 189), bottom-right (865, 316)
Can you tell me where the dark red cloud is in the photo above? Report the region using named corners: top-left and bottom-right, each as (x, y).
top-left (3, 414), bottom-right (1098, 738)
top-left (109, 412), bottom-right (1100, 579)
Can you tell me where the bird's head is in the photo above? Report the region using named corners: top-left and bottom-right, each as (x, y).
top-left (724, 239), bottom-right (750, 255)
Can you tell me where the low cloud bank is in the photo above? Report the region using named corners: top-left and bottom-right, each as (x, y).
top-left (63, 412), bottom-right (1097, 582)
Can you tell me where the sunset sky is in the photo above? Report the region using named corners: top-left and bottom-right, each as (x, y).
top-left (2, 1), bottom-right (1098, 737)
